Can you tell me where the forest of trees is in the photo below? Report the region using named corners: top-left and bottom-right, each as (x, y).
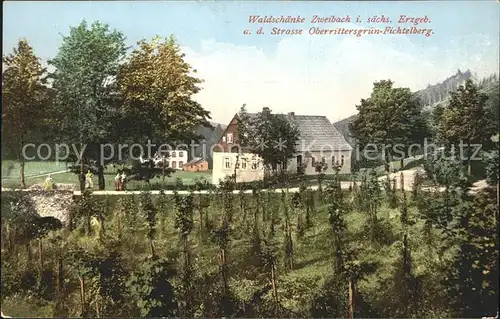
top-left (2, 21), bottom-right (213, 190)
top-left (334, 71), bottom-right (500, 153)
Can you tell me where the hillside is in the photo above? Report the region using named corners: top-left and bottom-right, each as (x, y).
top-left (331, 114), bottom-right (357, 147)
top-left (333, 71), bottom-right (499, 146)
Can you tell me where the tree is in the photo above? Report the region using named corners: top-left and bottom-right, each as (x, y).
top-left (445, 189), bottom-right (499, 317)
top-left (115, 35), bottom-right (211, 184)
top-left (127, 256), bottom-right (178, 317)
top-left (139, 192), bottom-right (157, 256)
top-left (238, 107), bottom-right (300, 174)
top-left (49, 20), bottom-right (127, 190)
top-left (350, 80), bottom-right (427, 173)
top-left (2, 39), bottom-right (52, 188)
top-left (116, 35), bottom-right (211, 144)
top-left (436, 79), bottom-right (497, 175)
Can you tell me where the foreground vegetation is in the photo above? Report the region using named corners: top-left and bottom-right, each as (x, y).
top-left (1, 163), bottom-right (498, 318)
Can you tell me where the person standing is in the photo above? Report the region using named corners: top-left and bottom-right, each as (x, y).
top-left (85, 170), bottom-right (94, 189)
top-left (115, 172), bottom-right (122, 191)
top-left (121, 171), bottom-right (127, 191)
top-left (44, 174), bottom-right (54, 190)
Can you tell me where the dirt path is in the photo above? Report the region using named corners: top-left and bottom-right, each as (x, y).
top-left (1, 169), bottom-right (68, 180)
top-left (377, 167), bottom-right (425, 191)
top-left (71, 182), bottom-right (354, 196)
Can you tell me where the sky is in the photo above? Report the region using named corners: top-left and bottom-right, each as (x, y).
top-left (3, 1), bottom-right (499, 124)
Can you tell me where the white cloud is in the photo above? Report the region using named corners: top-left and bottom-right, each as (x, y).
top-left (183, 30), bottom-right (499, 124)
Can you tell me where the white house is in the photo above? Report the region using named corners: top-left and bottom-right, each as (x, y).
top-left (166, 150), bottom-right (188, 170)
top-left (139, 150), bottom-right (188, 170)
top-left (212, 108), bottom-right (353, 184)
top-left (212, 152), bottom-right (264, 185)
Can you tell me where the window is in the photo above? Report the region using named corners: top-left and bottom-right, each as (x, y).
top-left (251, 159), bottom-right (258, 170)
top-left (224, 157), bottom-right (231, 169)
top-left (241, 157), bottom-right (247, 169)
top-left (172, 161), bottom-right (177, 169)
top-left (311, 157), bottom-right (316, 167)
top-left (332, 156), bottom-right (336, 166)
top-left (222, 136), bottom-right (226, 142)
top-left (179, 161), bottom-right (183, 167)
top-left (178, 151), bottom-right (183, 157)
top-left (227, 133), bottom-right (233, 144)
top-left (171, 152), bottom-right (176, 157)
top-left (341, 155), bottom-right (345, 166)
top-left (322, 157), bottom-right (326, 164)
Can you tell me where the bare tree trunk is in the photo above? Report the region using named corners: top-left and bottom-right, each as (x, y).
top-left (348, 278), bottom-right (355, 319)
top-left (384, 148), bottom-right (391, 174)
top-left (150, 240), bottom-right (156, 258)
top-left (116, 216), bottom-right (121, 239)
top-left (25, 232), bottom-right (32, 263)
top-left (20, 158), bottom-right (26, 189)
top-left (271, 264), bottom-right (278, 304)
top-left (95, 299), bottom-right (100, 318)
top-left (400, 172), bottom-right (405, 192)
top-left (54, 255), bottom-right (66, 317)
top-left (497, 179), bottom-right (499, 222)
top-left (79, 276), bottom-right (86, 316)
top-left (56, 257), bottom-right (64, 294)
top-left (220, 249), bottom-right (228, 295)
top-left (467, 142), bottom-right (472, 175)
top-left (80, 151), bottom-right (85, 192)
top-left (67, 204), bottom-right (73, 232)
top-left (162, 155), bottom-right (166, 182)
top-left (38, 238), bottom-right (44, 287)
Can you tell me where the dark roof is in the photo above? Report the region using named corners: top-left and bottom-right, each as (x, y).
top-left (241, 112), bottom-right (352, 152)
top-left (184, 157), bottom-right (206, 166)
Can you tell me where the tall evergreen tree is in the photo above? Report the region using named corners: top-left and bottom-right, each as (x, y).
top-left (2, 39), bottom-right (52, 188)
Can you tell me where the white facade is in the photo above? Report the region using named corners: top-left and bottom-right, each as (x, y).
top-left (212, 152), bottom-right (264, 185)
top-left (166, 150), bottom-right (188, 170)
top-left (286, 150), bottom-right (352, 175)
top-left (212, 150), bottom-right (352, 185)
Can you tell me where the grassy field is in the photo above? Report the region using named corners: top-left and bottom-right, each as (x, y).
top-left (1, 160), bottom-right (69, 178)
top-left (1, 161), bottom-right (211, 189)
top-left (1, 156), bottom-right (425, 190)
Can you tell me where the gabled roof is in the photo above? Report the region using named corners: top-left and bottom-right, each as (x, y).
top-left (183, 157), bottom-right (206, 166)
top-left (241, 112), bottom-right (353, 152)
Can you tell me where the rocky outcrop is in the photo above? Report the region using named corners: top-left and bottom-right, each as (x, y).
top-left (3, 189), bottom-right (75, 226)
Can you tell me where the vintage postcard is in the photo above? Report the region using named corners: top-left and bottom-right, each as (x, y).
top-left (2, 1), bottom-right (499, 318)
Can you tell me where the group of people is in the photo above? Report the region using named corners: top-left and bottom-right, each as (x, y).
top-left (114, 171), bottom-right (127, 191)
top-left (43, 170), bottom-right (128, 191)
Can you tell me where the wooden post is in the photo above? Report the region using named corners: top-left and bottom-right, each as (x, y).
top-left (400, 172), bottom-right (405, 192)
top-left (56, 257), bottom-right (64, 294)
top-left (271, 264), bottom-right (278, 304)
top-left (38, 238), bottom-right (44, 286)
top-left (79, 276), bottom-right (86, 316)
top-left (348, 278), bottom-right (355, 319)
top-left (116, 216), bottom-right (121, 239)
